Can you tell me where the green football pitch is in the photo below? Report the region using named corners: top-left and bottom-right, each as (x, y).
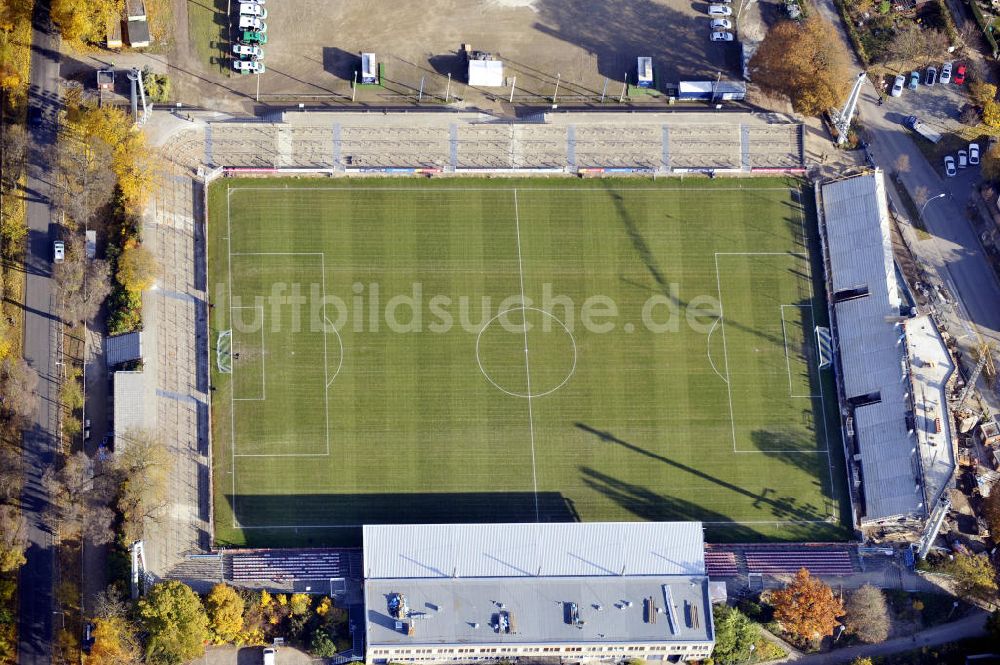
top-left (207, 178), bottom-right (849, 547)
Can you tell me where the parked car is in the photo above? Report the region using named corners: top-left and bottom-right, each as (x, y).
top-left (708, 4), bottom-right (732, 15)
top-left (240, 30), bottom-right (267, 44)
top-left (711, 17), bottom-right (732, 29)
top-left (238, 15), bottom-right (267, 31)
top-left (233, 59), bottom-right (266, 74)
top-left (958, 149), bottom-right (968, 168)
top-left (954, 63), bottom-right (967, 84)
top-left (239, 2), bottom-right (266, 17)
top-left (710, 31), bottom-right (734, 41)
top-left (53, 240), bottom-right (64, 263)
top-left (891, 74), bottom-right (905, 97)
top-left (262, 648), bottom-right (276, 665)
top-left (925, 66), bottom-right (937, 85)
top-left (940, 61), bottom-right (953, 84)
top-left (970, 143), bottom-right (980, 165)
top-left (82, 623), bottom-right (94, 655)
top-left (944, 154), bottom-right (956, 176)
top-left (233, 43), bottom-right (263, 58)
top-left (908, 71), bottom-right (920, 89)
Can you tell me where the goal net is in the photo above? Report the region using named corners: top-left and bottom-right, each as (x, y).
top-left (217, 330), bottom-right (233, 374)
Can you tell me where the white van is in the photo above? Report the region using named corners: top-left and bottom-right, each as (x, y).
top-left (262, 648), bottom-right (276, 665)
top-left (239, 3), bottom-right (267, 18)
top-left (238, 15), bottom-right (267, 31)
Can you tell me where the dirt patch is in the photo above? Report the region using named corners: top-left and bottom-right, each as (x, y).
top-left (184, 0), bottom-right (744, 108)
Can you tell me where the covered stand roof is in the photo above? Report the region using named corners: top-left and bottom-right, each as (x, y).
top-left (821, 171), bottom-right (925, 522)
top-left (363, 522), bottom-right (705, 579)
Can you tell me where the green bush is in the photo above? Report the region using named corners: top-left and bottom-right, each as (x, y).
top-left (142, 68), bottom-right (172, 103)
top-left (309, 628), bottom-right (338, 657)
top-left (878, 0), bottom-right (890, 12)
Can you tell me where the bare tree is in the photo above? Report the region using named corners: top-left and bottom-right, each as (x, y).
top-left (0, 123), bottom-right (28, 191)
top-left (0, 503), bottom-right (27, 572)
top-left (93, 585), bottom-right (129, 620)
top-left (844, 584), bottom-right (890, 643)
top-left (113, 429), bottom-right (172, 543)
top-left (82, 504), bottom-right (116, 546)
top-left (54, 235), bottom-right (112, 325)
top-left (0, 358), bottom-right (39, 422)
top-left (49, 135), bottom-right (116, 229)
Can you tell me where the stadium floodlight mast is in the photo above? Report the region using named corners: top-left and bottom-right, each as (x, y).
top-left (833, 72), bottom-right (867, 146)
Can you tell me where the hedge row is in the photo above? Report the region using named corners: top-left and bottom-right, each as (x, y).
top-left (966, 0), bottom-right (999, 57)
top-left (831, 0), bottom-right (872, 66)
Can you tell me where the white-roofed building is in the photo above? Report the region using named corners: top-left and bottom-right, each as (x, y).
top-left (817, 171), bottom-right (955, 530)
top-left (363, 522), bottom-right (714, 664)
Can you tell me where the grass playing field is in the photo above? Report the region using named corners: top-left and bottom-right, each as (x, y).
top-left (207, 177), bottom-right (850, 547)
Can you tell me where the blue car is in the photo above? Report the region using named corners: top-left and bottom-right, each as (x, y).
top-left (908, 71), bottom-right (920, 90)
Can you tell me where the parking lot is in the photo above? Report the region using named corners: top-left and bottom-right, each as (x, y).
top-left (212, 0), bottom-right (743, 106)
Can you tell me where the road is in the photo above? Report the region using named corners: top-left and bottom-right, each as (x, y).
top-left (18, 0), bottom-right (61, 663)
top-left (792, 611), bottom-right (988, 663)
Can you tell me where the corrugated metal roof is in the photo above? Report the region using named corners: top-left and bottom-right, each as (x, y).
top-left (820, 172), bottom-right (924, 522)
top-left (113, 370), bottom-right (155, 444)
top-left (106, 331), bottom-right (143, 367)
top-left (363, 522), bottom-right (705, 579)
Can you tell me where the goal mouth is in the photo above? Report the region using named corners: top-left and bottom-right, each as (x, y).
top-left (217, 329), bottom-right (233, 374)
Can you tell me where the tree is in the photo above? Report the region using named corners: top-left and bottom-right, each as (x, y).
top-left (749, 17), bottom-right (850, 116)
top-left (113, 429), bottom-right (172, 543)
top-left (887, 24), bottom-right (924, 63)
top-left (204, 584), bottom-right (244, 644)
top-left (984, 142), bottom-right (1000, 183)
top-left (770, 568), bottom-right (844, 641)
top-left (984, 485), bottom-right (1000, 541)
top-left (309, 628), bottom-right (338, 658)
top-left (93, 585), bottom-right (130, 620)
top-left (944, 552), bottom-right (998, 602)
top-left (712, 605), bottom-right (759, 663)
top-left (116, 244), bottom-right (159, 293)
top-left (0, 504), bottom-right (26, 572)
top-left (290, 593), bottom-right (311, 616)
top-left (82, 504), bottom-right (116, 546)
top-left (970, 81), bottom-right (998, 107)
top-left (843, 584), bottom-right (889, 643)
top-left (53, 235), bottom-right (112, 325)
top-left (88, 616), bottom-right (141, 665)
top-left (0, 358), bottom-right (39, 422)
top-left (983, 100), bottom-right (1000, 129)
top-left (138, 581), bottom-right (210, 665)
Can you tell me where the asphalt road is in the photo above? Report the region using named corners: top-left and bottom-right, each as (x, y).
top-left (860, 85), bottom-right (1000, 375)
top-left (18, 0), bottom-right (61, 663)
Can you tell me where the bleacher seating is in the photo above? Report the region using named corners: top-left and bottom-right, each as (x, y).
top-left (744, 549), bottom-right (855, 576)
top-left (704, 550), bottom-right (739, 577)
top-left (229, 549), bottom-right (359, 582)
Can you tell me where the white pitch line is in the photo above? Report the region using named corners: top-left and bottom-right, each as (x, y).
top-left (713, 253), bottom-right (739, 455)
top-left (513, 189), bottom-right (540, 523)
top-left (226, 187), bottom-right (239, 528)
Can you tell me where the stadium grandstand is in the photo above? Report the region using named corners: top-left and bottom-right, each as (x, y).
top-left (816, 171), bottom-right (955, 536)
top-left (362, 522), bottom-right (715, 663)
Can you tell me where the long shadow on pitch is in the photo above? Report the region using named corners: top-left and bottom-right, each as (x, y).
top-left (221, 491), bottom-right (577, 547)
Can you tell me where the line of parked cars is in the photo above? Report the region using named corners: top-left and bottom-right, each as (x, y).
top-left (890, 61), bottom-right (966, 97)
top-left (233, 0), bottom-right (267, 74)
top-left (943, 142), bottom-right (980, 177)
top-left (707, 0), bottom-right (735, 41)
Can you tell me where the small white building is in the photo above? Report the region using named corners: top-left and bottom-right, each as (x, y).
top-left (363, 522), bottom-right (715, 664)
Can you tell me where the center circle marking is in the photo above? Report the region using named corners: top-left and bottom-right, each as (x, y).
top-left (475, 306), bottom-right (578, 399)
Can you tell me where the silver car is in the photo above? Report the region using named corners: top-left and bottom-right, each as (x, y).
top-left (233, 59), bottom-right (265, 74)
top-left (708, 4), bottom-right (732, 15)
top-left (710, 31), bottom-right (734, 41)
top-left (233, 43), bottom-right (263, 58)
top-left (711, 17), bottom-right (732, 29)
top-left (890, 74), bottom-right (905, 97)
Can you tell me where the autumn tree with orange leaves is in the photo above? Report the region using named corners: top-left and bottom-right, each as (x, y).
top-left (770, 568), bottom-right (844, 642)
top-left (748, 16), bottom-right (851, 116)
